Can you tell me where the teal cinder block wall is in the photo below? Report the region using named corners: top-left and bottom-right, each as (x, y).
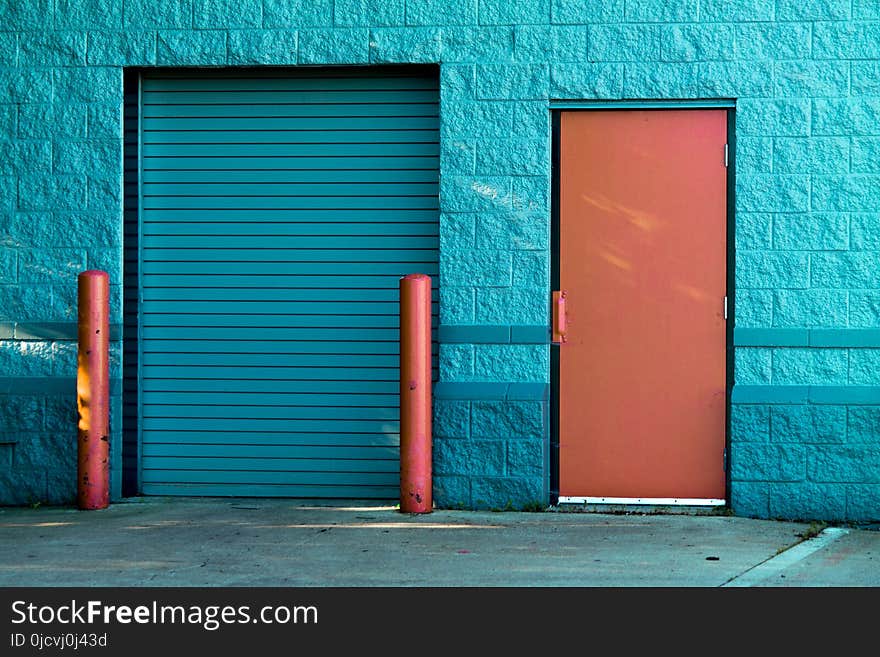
top-left (1, 0), bottom-right (878, 520)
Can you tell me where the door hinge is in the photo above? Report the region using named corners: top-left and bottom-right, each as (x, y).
top-left (723, 448), bottom-right (727, 473)
top-left (724, 143), bottom-right (729, 168)
top-left (723, 295), bottom-right (728, 320)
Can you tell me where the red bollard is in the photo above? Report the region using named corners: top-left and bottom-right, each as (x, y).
top-left (399, 274), bottom-right (432, 514)
top-left (77, 270), bottom-right (110, 510)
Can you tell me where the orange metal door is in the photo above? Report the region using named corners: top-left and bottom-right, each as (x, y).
top-left (558, 109), bottom-right (728, 501)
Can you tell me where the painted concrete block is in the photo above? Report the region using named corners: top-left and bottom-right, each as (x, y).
top-left (439, 344), bottom-right (474, 380)
top-left (156, 30), bottom-right (227, 65)
top-left (0, 142), bottom-right (51, 176)
top-left (811, 252), bottom-right (880, 288)
top-left (551, 0), bottom-right (624, 23)
top-left (813, 21), bottom-right (880, 60)
top-left (737, 99), bottom-right (811, 137)
top-left (734, 23), bottom-right (811, 60)
top-left (475, 212), bottom-right (548, 250)
top-left (736, 251), bottom-right (809, 289)
top-left (18, 249), bottom-right (86, 286)
top-left (475, 64), bottom-right (549, 100)
top-left (441, 101), bottom-right (514, 139)
top-left (55, 0), bottom-right (122, 30)
top-left (369, 27), bottom-right (441, 63)
top-left (852, 62), bottom-right (880, 95)
top-left (735, 213), bottom-right (771, 249)
top-left (54, 68), bottom-right (122, 104)
top-left (661, 23), bottom-right (733, 62)
top-left (439, 286), bottom-right (475, 324)
top-left (479, 0), bottom-right (550, 25)
top-left (773, 61), bottom-right (849, 97)
top-left (769, 482), bottom-right (847, 520)
top-left (406, 0), bottom-right (477, 26)
top-left (432, 475), bottom-right (471, 507)
top-left (440, 65), bottom-right (476, 99)
top-left (471, 400), bottom-right (544, 438)
top-left (514, 25), bottom-right (588, 62)
top-left (473, 344), bottom-right (548, 382)
top-left (263, 0), bottom-right (333, 27)
top-left (847, 484), bottom-right (880, 520)
top-left (851, 138), bottom-right (880, 174)
top-left (772, 348), bottom-right (848, 385)
top-left (734, 289), bottom-right (773, 327)
top-left (470, 475), bottom-right (543, 509)
top-left (18, 175), bottom-right (87, 212)
top-left (730, 481), bottom-right (770, 518)
top-left (439, 213), bottom-right (475, 252)
top-left (475, 139), bottom-right (548, 176)
top-left (731, 443), bottom-right (806, 482)
top-left (735, 348), bottom-right (773, 385)
top-left (589, 25), bottom-right (660, 62)
top-left (736, 175), bottom-right (810, 213)
top-left (53, 140), bottom-right (121, 176)
top-left (849, 291), bottom-right (880, 327)
top-left (847, 407), bottom-right (880, 442)
top-left (813, 99), bottom-right (880, 137)
top-left (19, 105), bottom-right (87, 140)
top-left (124, 0), bottom-right (193, 28)
top-left (771, 405), bottom-right (847, 444)
top-left (549, 63), bottom-right (622, 98)
top-left (440, 176), bottom-right (512, 213)
top-left (512, 251), bottom-right (549, 288)
top-left (772, 289), bottom-right (848, 328)
top-left (0, 69), bottom-right (53, 103)
top-left (625, 0), bottom-right (697, 22)
top-left (808, 446), bottom-right (880, 482)
top-left (193, 0), bottom-right (262, 28)
top-left (19, 32), bottom-right (87, 66)
top-left (772, 213), bottom-right (849, 251)
top-left (773, 138), bottom-right (849, 175)
top-left (434, 439), bottom-right (505, 475)
top-left (334, 0), bottom-right (405, 26)
top-left (848, 349), bottom-right (880, 385)
top-left (0, 0), bottom-right (53, 29)
top-left (87, 31), bottom-right (157, 66)
top-left (730, 404), bottom-right (771, 442)
top-left (441, 27), bottom-right (514, 62)
top-left (700, 0), bottom-right (775, 22)
top-left (228, 30), bottom-right (298, 65)
top-left (777, 0), bottom-right (850, 20)
top-left (507, 440), bottom-right (543, 477)
top-left (434, 399), bottom-right (470, 438)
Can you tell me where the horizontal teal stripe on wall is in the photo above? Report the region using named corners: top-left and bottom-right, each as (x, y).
top-left (434, 381), bottom-right (549, 402)
top-left (734, 328), bottom-right (880, 348)
top-left (732, 385), bottom-right (880, 405)
top-left (0, 377), bottom-right (123, 396)
top-left (438, 325), bottom-right (549, 344)
top-left (1, 323), bottom-right (123, 341)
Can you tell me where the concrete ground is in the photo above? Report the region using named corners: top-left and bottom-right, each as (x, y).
top-left (0, 498), bottom-right (877, 587)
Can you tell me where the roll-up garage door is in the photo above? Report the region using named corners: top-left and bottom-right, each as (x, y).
top-left (137, 68), bottom-right (439, 498)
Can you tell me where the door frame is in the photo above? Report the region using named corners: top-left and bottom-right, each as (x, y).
top-left (548, 100), bottom-right (737, 507)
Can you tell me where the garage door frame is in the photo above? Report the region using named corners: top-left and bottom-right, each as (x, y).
top-left (122, 65), bottom-right (440, 498)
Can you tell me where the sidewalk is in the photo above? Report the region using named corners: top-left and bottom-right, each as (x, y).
top-left (0, 498), bottom-right (877, 587)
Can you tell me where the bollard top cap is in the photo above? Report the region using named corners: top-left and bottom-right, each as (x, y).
top-left (79, 270), bottom-right (109, 280)
top-left (400, 273), bottom-right (431, 281)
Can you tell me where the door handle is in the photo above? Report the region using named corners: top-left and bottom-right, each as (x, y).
top-left (552, 290), bottom-right (567, 344)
